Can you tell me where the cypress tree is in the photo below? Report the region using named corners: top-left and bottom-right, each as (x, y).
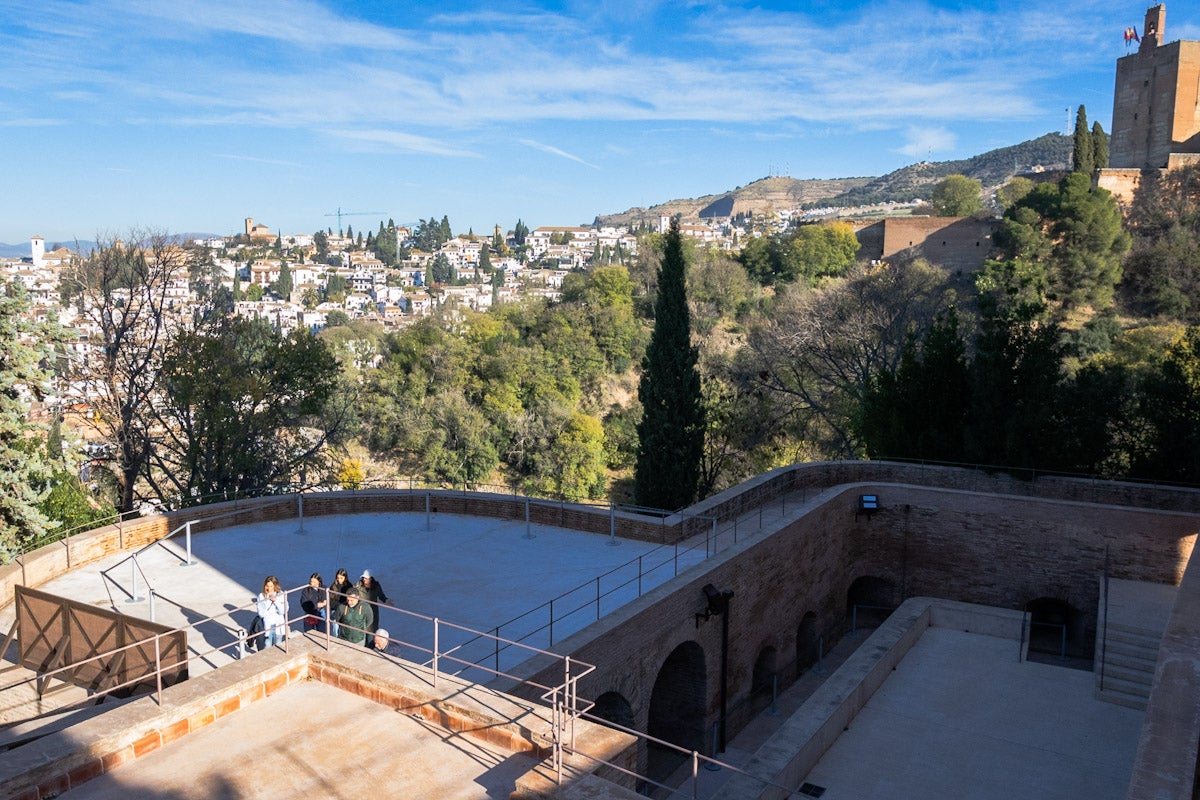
top-left (1092, 121), bottom-right (1109, 170)
top-left (1073, 106), bottom-right (1094, 175)
top-left (634, 217), bottom-right (704, 510)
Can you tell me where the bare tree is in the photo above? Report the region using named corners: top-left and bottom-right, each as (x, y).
top-left (62, 231), bottom-right (191, 513)
top-left (743, 259), bottom-right (953, 457)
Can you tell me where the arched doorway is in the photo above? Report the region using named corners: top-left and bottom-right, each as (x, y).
top-left (591, 691), bottom-right (635, 733)
top-left (750, 645), bottom-right (778, 715)
top-left (846, 575), bottom-right (898, 633)
top-left (645, 641), bottom-right (706, 791)
top-left (796, 612), bottom-right (818, 677)
top-left (1025, 597), bottom-right (1086, 660)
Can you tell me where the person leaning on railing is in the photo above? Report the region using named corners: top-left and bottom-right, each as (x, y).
top-left (335, 588), bottom-right (373, 646)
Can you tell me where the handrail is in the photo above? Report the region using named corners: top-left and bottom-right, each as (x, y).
top-left (1099, 547), bottom-right (1110, 690)
top-left (569, 707), bottom-right (800, 799)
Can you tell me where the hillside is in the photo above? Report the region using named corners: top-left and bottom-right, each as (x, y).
top-left (595, 133), bottom-right (1072, 226)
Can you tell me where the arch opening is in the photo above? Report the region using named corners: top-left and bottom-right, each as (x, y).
top-left (846, 575), bottom-right (898, 632)
top-left (796, 611), bottom-right (818, 678)
top-left (750, 645), bottom-right (778, 715)
top-left (645, 641), bottom-right (706, 791)
top-left (591, 691), bottom-right (635, 733)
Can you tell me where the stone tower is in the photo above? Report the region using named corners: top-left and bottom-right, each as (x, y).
top-left (1109, 4), bottom-right (1200, 169)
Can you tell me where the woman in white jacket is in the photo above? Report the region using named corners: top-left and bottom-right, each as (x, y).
top-left (256, 576), bottom-right (289, 648)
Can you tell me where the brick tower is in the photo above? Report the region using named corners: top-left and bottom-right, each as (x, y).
top-left (1109, 4), bottom-right (1200, 169)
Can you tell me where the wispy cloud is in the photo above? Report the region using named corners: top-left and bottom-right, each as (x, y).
top-left (325, 129), bottom-right (480, 158)
top-left (519, 139), bottom-right (600, 169)
top-left (0, 117), bottom-right (64, 127)
top-left (216, 153), bottom-right (307, 168)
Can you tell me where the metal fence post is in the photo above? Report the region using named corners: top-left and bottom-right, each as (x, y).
top-left (595, 577), bottom-right (601, 620)
top-left (432, 617), bottom-right (439, 687)
top-left (607, 503), bottom-right (618, 546)
top-left (425, 491), bottom-right (431, 531)
top-left (182, 521), bottom-right (195, 566)
top-left (298, 493), bottom-right (305, 535)
top-left (524, 498), bottom-right (533, 539)
top-left (154, 636), bottom-right (163, 705)
top-left (549, 600), bottom-right (555, 646)
top-left (149, 589), bottom-right (156, 623)
top-left (128, 554), bottom-right (143, 603)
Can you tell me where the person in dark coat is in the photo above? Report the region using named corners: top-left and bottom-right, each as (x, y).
top-left (356, 569), bottom-right (388, 648)
top-left (328, 568), bottom-right (353, 637)
top-left (300, 572), bottom-right (327, 631)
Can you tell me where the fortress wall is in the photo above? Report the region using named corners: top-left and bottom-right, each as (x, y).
top-left (516, 482), bottom-right (1199, 761)
top-left (879, 216), bottom-right (996, 272)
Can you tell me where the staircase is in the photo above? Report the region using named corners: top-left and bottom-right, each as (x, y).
top-left (1096, 621), bottom-right (1160, 710)
top-left (1095, 578), bottom-right (1176, 711)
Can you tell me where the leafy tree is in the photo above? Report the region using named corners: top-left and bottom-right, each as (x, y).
top-left (993, 172), bottom-right (1128, 311)
top-left (738, 235), bottom-right (787, 285)
top-left (326, 310), bottom-right (350, 327)
top-left (1134, 326), bottom-right (1200, 482)
top-left (857, 307), bottom-right (969, 462)
top-left (301, 286), bottom-right (319, 310)
top-left (40, 470), bottom-right (115, 535)
top-left (930, 174), bottom-right (984, 216)
top-left (1092, 121), bottom-right (1109, 170)
top-left (246, 283), bottom-right (265, 302)
top-left (966, 314), bottom-right (1067, 469)
top-left (997, 177), bottom-right (1035, 211)
top-left (325, 273), bottom-right (348, 303)
top-left (0, 280), bottom-right (55, 554)
top-left (530, 412), bottom-right (607, 499)
top-left (430, 254), bottom-right (452, 284)
top-left (1121, 165), bottom-right (1200, 320)
top-left (513, 219), bottom-right (529, 246)
top-left (1073, 106), bottom-right (1094, 175)
top-left (634, 218), bottom-right (703, 509)
top-left (151, 317), bottom-right (343, 500)
top-left (785, 222), bottom-right (860, 283)
top-left (314, 230), bottom-right (329, 262)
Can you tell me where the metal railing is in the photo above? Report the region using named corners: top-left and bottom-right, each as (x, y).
top-left (0, 582), bottom-right (596, 787)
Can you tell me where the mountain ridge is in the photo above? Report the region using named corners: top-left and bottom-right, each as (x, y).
top-left (595, 132), bottom-right (1073, 227)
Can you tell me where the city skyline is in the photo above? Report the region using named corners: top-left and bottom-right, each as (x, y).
top-left (1, 0), bottom-right (1187, 245)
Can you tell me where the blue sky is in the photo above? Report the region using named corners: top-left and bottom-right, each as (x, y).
top-left (1, 0), bottom-right (1193, 245)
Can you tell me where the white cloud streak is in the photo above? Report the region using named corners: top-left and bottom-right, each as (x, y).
top-left (520, 139), bottom-right (600, 169)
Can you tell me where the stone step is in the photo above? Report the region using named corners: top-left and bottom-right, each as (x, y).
top-left (1095, 686), bottom-right (1148, 712)
top-left (1102, 637), bottom-right (1160, 662)
top-left (1099, 649), bottom-right (1158, 674)
top-left (1098, 663), bottom-right (1154, 689)
top-left (1096, 674), bottom-right (1151, 700)
top-left (1104, 624), bottom-right (1163, 648)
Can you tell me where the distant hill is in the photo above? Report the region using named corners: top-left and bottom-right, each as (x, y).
top-left (595, 133), bottom-right (1073, 226)
top-left (0, 233), bottom-right (222, 259)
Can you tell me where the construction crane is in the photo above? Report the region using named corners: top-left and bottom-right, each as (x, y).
top-left (324, 207), bottom-right (385, 237)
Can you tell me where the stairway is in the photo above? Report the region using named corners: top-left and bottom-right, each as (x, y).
top-left (1094, 578), bottom-right (1176, 711)
top-left (1095, 621), bottom-right (1160, 710)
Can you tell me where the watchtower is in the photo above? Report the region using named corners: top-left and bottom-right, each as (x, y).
top-left (1109, 4), bottom-right (1200, 170)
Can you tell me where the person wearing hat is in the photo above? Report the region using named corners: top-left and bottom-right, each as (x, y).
top-left (355, 569), bottom-right (388, 648)
top-left (335, 588), bottom-right (373, 646)
top-left (372, 628), bottom-right (403, 659)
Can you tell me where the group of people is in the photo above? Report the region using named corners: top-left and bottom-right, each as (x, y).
top-left (253, 568), bottom-right (394, 653)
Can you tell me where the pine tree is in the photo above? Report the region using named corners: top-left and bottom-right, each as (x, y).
top-left (0, 280), bottom-right (54, 555)
top-left (1092, 121), bottom-right (1109, 170)
top-left (1073, 106), bottom-right (1094, 175)
top-left (634, 217), bottom-right (704, 510)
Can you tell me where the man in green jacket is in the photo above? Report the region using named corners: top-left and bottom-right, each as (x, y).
top-left (336, 589), bottom-right (374, 646)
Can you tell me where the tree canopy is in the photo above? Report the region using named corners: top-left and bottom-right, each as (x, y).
top-left (931, 174), bottom-right (984, 216)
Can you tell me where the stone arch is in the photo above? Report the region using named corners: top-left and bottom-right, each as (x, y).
top-left (796, 611), bottom-right (819, 677)
top-left (646, 641), bottom-right (707, 787)
top-left (1024, 596), bottom-right (1086, 659)
top-left (749, 645), bottom-right (778, 715)
top-left (591, 690), bottom-right (635, 733)
top-left (846, 575), bottom-right (898, 632)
